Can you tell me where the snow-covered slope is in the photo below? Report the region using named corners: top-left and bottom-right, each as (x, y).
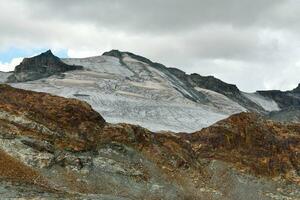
top-left (243, 92), bottom-right (280, 111)
top-left (0, 72), bottom-right (11, 82)
top-left (195, 87), bottom-right (246, 114)
top-left (8, 53), bottom-right (246, 132)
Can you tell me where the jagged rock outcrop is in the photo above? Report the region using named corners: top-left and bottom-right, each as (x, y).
top-left (256, 84), bottom-right (300, 123)
top-left (0, 84), bottom-right (299, 199)
top-left (188, 73), bottom-right (240, 96)
top-left (257, 90), bottom-right (300, 109)
top-left (6, 50), bottom-right (83, 82)
top-left (187, 73), bottom-right (266, 113)
top-left (268, 106), bottom-right (300, 123)
top-left (293, 83), bottom-right (300, 93)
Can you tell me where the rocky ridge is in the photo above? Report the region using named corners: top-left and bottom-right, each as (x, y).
top-left (103, 50), bottom-right (266, 113)
top-left (104, 49), bottom-right (210, 104)
top-left (293, 84), bottom-right (300, 93)
top-left (6, 50), bottom-right (247, 132)
top-left (257, 85), bottom-right (300, 123)
top-left (258, 90), bottom-right (300, 109)
top-left (0, 84), bottom-right (299, 199)
top-left (6, 50), bottom-right (83, 82)
top-left (103, 49), bottom-right (300, 116)
top-left (268, 106), bottom-right (300, 123)
top-left (104, 50), bottom-right (300, 124)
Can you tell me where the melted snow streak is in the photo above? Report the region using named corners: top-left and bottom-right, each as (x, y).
top-left (9, 55), bottom-right (245, 132)
top-left (0, 72), bottom-right (11, 83)
top-left (243, 92), bottom-right (280, 112)
top-left (194, 87), bottom-right (246, 114)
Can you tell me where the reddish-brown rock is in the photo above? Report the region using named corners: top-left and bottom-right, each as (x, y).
top-left (0, 84), bottom-right (105, 151)
top-left (0, 85), bottom-right (299, 199)
top-left (188, 112), bottom-right (300, 182)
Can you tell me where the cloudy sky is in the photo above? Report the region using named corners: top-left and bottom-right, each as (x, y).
top-left (0, 0), bottom-right (300, 92)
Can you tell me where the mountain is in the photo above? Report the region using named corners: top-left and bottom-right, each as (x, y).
top-left (0, 84), bottom-right (298, 199)
top-left (6, 50), bottom-right (83, 82)
top-left (293, 83), bottom-right (300, 93)
top-left (103, 49), bottom-right (210, 104)
top-left (103, 50), bottom-right (264, 112)
top-left (257, 90), bottom-right (300, 109)
top-left (1, 50), bottom-right (246, 132)
top-left (0, 49), bottom-right (298, 131)
top-left (254, 84), bottom-right (300, 122)
top-left (268, 106), bottom-right (300, 122)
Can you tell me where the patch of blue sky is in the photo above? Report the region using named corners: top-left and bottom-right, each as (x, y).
top-left (0, 47), bottom-right (68, 63)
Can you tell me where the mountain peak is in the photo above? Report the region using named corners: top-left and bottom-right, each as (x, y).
top-left (41, 49), bottom-right (54, 56)
top-left (20, 49), bottom-right (56, 64)
top-left (103, 49), bottom-right (155, 65)
top-left (6, 50), bottom-right (83, 83)
top-left (102, 49), bottom-right (123, 58)
top-left (293, 83), bottom-right (300, 93)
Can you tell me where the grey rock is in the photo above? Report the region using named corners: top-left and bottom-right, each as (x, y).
top-left (268, 106), bottom-right (300, 123)
top-left (6, 50), bottom-right (83, 82)
top-left (292, 83), bottom-right (300, 93)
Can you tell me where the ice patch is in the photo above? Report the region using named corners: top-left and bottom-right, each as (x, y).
top-left (243, 92), bottom-right (280, 111)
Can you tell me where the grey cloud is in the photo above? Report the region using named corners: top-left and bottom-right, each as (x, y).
top-left (0, 0), bottom-right (299, 92)
top-left (25, 0), bottom-right (285, 33)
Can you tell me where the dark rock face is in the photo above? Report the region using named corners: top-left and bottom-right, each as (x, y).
top-left (6, 50), bottom-right (83, 82)
top-left (257, 85), bottom-right (300, 123)
top-left (102, 49), bottom-right (123, 59)
top-left (186, 73), bottom-right (266, 113)
top-left (293, 83), bottom-right (300, 93)
top-left (257, 90), bottom-right (300, 108)
top-left (188, 73), bottom-right (240, 96)
top-left (268, 106), bottom-right (300, 123)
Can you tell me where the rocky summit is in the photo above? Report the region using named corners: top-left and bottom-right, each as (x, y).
top-left (0, 84), bottom-right (299, 199)
top-left (293, 84), bottom-right (300, 93)
top-left (6, 50), bottom-right (83, 82)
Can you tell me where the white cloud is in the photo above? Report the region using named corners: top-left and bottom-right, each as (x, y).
top-left (67, 48), bottom-right (100, 58)
top-left (0, 57), bottom-right (23, 72)
top-left (0, 0), bottom-right (299, 91)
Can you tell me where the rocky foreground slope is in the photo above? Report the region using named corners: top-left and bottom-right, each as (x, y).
top-left (0, 84), bottom-right (299, 199)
